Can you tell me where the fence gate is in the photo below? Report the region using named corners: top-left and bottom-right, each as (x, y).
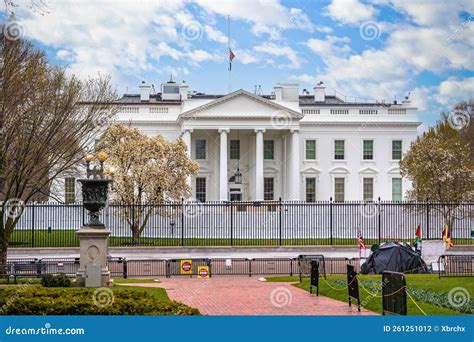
top-left (382, 271), bottom-right (407, 315)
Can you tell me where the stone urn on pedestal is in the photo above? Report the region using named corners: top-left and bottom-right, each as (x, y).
top-left (75, 152), bottom-right (115, 287)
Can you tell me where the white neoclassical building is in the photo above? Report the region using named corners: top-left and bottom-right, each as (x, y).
top-left (85, 78), bottom-right (419, 203)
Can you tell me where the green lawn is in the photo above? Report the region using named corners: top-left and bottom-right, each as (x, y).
top-left (10, 229), bottom-right (473, 247)
top-left (267, 274), bottom-right (474, 315)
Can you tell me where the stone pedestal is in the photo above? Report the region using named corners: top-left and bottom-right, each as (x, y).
top-left (74, 227), bottom-right (111, 287)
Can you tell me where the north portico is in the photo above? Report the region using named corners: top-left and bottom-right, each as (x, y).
top-left (179, 89), bottom-right (303, 201)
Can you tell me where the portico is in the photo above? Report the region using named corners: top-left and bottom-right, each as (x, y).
top-left (179, 89), bottom-right (302, 201)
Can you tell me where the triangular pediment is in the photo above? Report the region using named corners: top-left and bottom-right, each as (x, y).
top-left (179, 89), bottom-right (302, 120)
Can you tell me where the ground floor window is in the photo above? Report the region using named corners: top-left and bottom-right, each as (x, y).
top-left (305, 177), bottom-right (316, 202)
top-left (334, 177), bottom-right (345, 201)
top-left (392, 177), bottom-right (402, 201)
top-left (363, 177), bottom-right (374, 201)
top-left (264, 177), bottom-right (274, 200)
top-left (65, 177), bottom-right (76, 204)
top-left (196, 177), bottom-right (206, 202)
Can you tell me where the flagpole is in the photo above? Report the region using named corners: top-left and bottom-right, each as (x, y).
top-left (227, 15), bottom-right (231, 94)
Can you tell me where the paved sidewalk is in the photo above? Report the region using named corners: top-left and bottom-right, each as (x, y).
top-left (122, 277), bottom-right (376, 316)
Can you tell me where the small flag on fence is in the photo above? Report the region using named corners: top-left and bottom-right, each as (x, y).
top-left (413, 223), bottom-right (422, 250)
top-left (442, 224), bottom-right (454, 248)
top-left (357, 231), bottom-right (365, 251)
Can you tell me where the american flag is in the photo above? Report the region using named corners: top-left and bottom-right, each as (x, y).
top-left (229, 49), bottom-right (235, 70)
top-left (357, 232), bottom-right (366, 250)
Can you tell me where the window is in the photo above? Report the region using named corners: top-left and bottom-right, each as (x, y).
top-left (264, 177), bottom-right (274, 200)
top-left (65, 177), bottom-right (76, 204)
top-left (392, 178), bottom-right (402, 201)
top-left (230, 140), bottom-right (240, 160)
top-left (264, 140), bottom-right (274, 160)
top-left (392, 140), bottom-right (402, 160)
top-left (305, 140), bottom-right (316, 160)
top-left (334, 140), bottom-right (345, 160)
top-left (334, 178), bottom-right (345, 201)
top-left (306, 178), bottom-right (316, 202)
top-left (363, 178), bottom-right (374, 201)
top-left (363, 140), bottom-right (374, 160)
top-left (195, 139), bottom-right (206, 159)
top-left (196, 177), bottom-right (206, 202)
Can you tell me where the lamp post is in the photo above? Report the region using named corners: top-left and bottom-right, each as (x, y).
top-left (75, 152), bottom-right (115, 287)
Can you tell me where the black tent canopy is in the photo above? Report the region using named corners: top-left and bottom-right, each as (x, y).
top-left (361, 242), bottom-right (429, 274)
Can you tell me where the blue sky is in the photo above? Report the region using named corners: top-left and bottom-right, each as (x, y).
top-left (2, 0), bottom-right (473, 129)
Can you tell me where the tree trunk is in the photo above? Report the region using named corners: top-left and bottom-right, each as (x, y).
top-left (131, 225), bottom-right (140, 245)
top-left (0, 237), bottom-right (8, 276)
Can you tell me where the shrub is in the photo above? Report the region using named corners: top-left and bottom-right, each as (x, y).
top-left (0, 286), bottom-right (200, 315)
top-left (41, 274), bottom-right (71, 288)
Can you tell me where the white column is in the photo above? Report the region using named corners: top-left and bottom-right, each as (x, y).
top-left (255, 128), bottom-right (265, 201)
top-left (219, 128), bottom-right (229, 201)
top-left (182, 128), bottom-right (193, 194)
top-left (289, 129), bottom-right (300, 200)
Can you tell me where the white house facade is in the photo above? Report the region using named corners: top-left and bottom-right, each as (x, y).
top-left (60, 79), bottom-right (420, 203)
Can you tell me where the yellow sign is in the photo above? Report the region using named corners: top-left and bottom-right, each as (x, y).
top-left (180, 260), bottom-right (193, 275)
top-left (197, 266), bottom-right (209, 278)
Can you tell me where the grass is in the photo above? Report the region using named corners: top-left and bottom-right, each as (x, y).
top-left (113, 278), bottom-right (160, 284)
top-left (10, 229), bottom-right (473, 247)
top-left (266, 274), bottom-right (474, 315)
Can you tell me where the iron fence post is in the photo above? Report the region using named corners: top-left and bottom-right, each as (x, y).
top-left (329, 197), bottom-right (333, 245)
top-left (123, 258), bottom-right (128, 279)
top-left (279, 197), bottom-right (282, 246)
top-left (426, 197), bottom-right (430, 240)
top-left (378, 197), bottom-right (381, 245)
top-left (31, 203), bottom-right (35, 248)
top-left (230, 201), bottom-right (233, 246)
top-left (181, 198), bottom-right (184, 247)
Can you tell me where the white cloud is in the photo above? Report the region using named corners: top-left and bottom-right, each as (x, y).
top-left (254, 42), bottom-right (302, 68)
top-left (436, 77), bottom-right (474, 106)
top-left (325, 0), bottom-right (376, 24)
top-left (204, 25), bottom-right (227, 44)
top-left (306, 35), bottom-right (351, 58)
top-left (234, 49), bottom-right (259, 64)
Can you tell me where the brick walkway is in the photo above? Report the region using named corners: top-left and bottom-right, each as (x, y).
top-left (122, 277), bottom-right (376, 315)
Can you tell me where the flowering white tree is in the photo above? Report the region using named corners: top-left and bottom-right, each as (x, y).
top-left (99, 124), bottom-right (198, 243)
top-left (400, 118), bottom-right (473, 232)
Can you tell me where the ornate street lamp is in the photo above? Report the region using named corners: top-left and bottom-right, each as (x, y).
top-left (78, 152), bottom-right (114, 227)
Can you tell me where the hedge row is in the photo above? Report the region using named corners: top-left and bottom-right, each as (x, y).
top-left (0, 286), bottom-right (200, 315)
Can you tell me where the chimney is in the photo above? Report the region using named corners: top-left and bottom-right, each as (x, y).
top-left (139, 81), bottom-right (151, 101)
top-left (179, 81), bottom-right (189, 100)
top-left (274, 85), bottom-right (283, 101)
top-left (314, 81), bottom-right (325, 102)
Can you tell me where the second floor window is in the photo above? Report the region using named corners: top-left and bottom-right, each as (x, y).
top-left (305, 140), bottom-right (316, 160)
top-left (264, 140), bottom-right (274, 160)
top-left (392, 140), bottom-right (402, 160)
top-left (196, 139), bottom-right (206, 159)
top-left (230, 140), bottom-right (240, 160)
top-left (334, 140), bottom-right (345, 160)
top-left (363, 140), bottom-right (374, 160)
top-left (392, 178), bottom-right (402, 201)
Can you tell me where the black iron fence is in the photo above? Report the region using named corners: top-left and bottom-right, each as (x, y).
top-left (438, 255), bottom-right (474, 277)
top-left (9, 200), bottom-right (474, 248)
